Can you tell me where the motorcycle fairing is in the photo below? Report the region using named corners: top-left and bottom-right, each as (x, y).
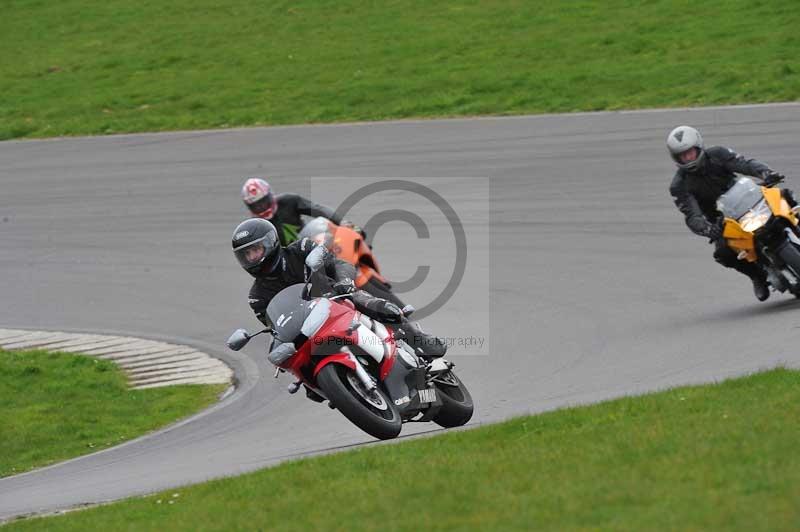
top-left (722, 218), bottom-right (757, 262)
top-left (763, 187), bottom-right (798, 226)
top-left (381, 351), bottom-right (441, 415)
top-left (312, 353), bottom-right (356, 377)
top-left (723, 186), bottom-right (799, 263)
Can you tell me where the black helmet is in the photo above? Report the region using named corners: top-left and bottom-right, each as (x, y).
top-left (232, 218), bottom-right (281, 276)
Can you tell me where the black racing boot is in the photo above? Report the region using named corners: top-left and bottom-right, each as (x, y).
top-left (731, 260), bottom-right (770, 302)
top-left (395, 319), bottom-right (447, 359)
top-left (752, 275), bottom-right (770, 302)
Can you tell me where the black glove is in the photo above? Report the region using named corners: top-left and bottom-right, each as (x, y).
top-left (332, 277), bottom-right (355, 296)
top-left (762, 171), bottom-right (786, 187)
top-left (375, 300), bottom-right (403, 324)
top-left (707, 219), bottom-right (724, 242)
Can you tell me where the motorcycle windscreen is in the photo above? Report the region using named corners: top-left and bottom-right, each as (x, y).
top-left (266, 284), bottom-right (315, 343)
top-left (717, 178), bottom-right (764, 219)
top-left (297, 217), bottom-right (332, 246)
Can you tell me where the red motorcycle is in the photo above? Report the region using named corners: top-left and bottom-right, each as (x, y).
top-left (226, 248), bottom-right (473, 440)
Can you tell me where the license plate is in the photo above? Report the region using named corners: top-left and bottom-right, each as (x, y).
top-left (418, 388), bottom-right (436, 403)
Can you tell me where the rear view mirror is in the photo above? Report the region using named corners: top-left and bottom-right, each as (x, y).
top-left (305, 245), bottom-right (326, 272)
top-left (226, 329), bottom-right (251, 351)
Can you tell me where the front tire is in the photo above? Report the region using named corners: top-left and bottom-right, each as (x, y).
top-left (316, 364), bottom-right (402, 440)
top-left (431, 371), bottom-right (474, 428)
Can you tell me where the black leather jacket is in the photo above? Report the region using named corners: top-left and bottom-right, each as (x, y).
top-left (248, 237), bottom-right (355, 326)
top-left (669, 146), bottom-right (771, 237)
top-left (270, 193), bottom-right (342, 246)
top-left (248, 237), bottom-right (403, 330)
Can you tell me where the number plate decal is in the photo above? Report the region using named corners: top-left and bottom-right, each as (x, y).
top-left (418, 388), bottom-right (437, 403)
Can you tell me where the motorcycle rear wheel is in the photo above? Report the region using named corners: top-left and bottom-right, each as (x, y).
top-left (431, 371), bottom-right (474, 428)
top-left (317, 364), bottom-right (402, 440)
top-left (776, 241), bottom-right (800, 297)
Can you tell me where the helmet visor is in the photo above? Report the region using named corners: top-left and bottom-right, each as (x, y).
top-left (671, 146), bottom-right (704, 170)
top-left (234, 236), bottom-right (280, 272)
top-left (247, 192), bottom-right (276, 218)
top-left (676, 147), bottom-right (699, 164)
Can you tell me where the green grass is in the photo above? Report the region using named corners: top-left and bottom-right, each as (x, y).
top-left (1, 0), bottom-right (798, 140)
top-left (0, 349), bottom-right (225, 478)
top-left (6, 369), bottom-right (799, 531)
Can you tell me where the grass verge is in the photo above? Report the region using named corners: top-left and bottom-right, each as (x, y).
top-left (1, 0), bottom-right (798, 140)
top-left (6, 368), bottom-right (799, 531)
top-left (0, 349), bottom-right (225, 478)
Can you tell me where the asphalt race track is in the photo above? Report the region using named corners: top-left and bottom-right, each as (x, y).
top-left (2, 103), bottom-right (800, 519)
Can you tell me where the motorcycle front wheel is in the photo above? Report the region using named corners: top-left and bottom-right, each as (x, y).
top-left (317, 364), bottom-right (402, 440)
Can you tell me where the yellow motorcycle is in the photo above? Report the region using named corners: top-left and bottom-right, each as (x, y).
top-left (718, 177), bottom-right (800, 296)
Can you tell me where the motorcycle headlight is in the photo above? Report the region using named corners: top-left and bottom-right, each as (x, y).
top-left (738, 200), bottom-right (772, 232)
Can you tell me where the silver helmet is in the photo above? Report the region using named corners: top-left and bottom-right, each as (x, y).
top-left (667, 125), bottom-right (705, 171)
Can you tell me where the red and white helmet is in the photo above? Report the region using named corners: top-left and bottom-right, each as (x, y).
top-left (241, 178), bottom-right (278, 219)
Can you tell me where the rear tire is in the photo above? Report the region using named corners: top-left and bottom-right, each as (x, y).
top-left (431, 371), bottom-right (474, 428)
top-left (776, 241), bottom-right (800, 296)
top-left (316, 364), bottom-right (402, 440)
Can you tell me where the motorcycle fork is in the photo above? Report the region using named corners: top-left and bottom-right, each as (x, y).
top-left (343, 348), bottom-right (377, 391)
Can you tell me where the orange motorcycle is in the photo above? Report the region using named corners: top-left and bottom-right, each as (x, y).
top-left (298, 217), bottom-right (405, 307)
